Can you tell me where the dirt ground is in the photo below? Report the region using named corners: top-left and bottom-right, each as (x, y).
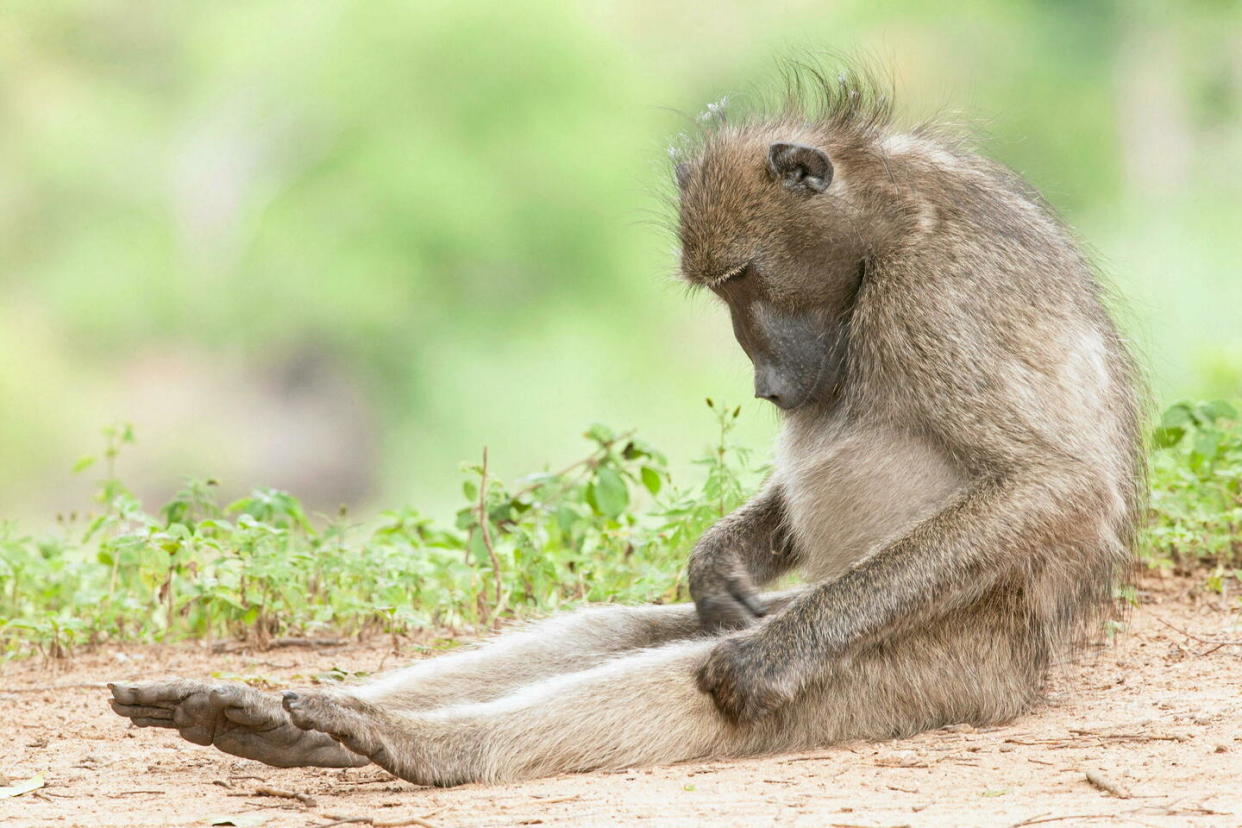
top-left (1, 575), bottom-right (1239, 828)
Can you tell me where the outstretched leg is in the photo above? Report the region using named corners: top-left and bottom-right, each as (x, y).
top-left (356, 590), bottom-right (804, 709)
top-left (283, 639), bottom-right (734, 785)
top-left (109, 598), bottom-right (797, 768)
top-left (355, 601), bottom-right (707, 708)
top-left (281, 608), bottom-right (1039, 786)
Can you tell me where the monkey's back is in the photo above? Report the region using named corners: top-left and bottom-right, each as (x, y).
top-left (801, 127), bottom-right (1144, 667)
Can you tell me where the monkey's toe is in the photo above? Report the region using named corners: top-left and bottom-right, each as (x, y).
top-left (108, 679), bottom-right (370, 768)
top-left (109, 679), bottom-right (212, 730)
top-left (282, 692), bottom-right (390, 766)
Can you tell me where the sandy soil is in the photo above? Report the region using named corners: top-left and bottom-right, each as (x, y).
top-left (1, 574), bottom-right (1239, 828)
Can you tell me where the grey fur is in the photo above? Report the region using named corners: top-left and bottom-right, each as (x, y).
top-left (108, 67), bottom-right (1145, 787)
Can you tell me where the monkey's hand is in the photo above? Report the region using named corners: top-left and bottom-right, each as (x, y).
top-left (696, 631), bottom-right (797, 722)
top-left (689, 555), bottom-right (767, 634)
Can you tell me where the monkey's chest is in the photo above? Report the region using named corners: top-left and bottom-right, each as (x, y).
top-left (777, 426), bottom-right (964, 582)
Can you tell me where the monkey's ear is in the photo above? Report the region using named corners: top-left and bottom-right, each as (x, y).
top-left (675, 162), bottom-right (692, 190)
top-left (767, 143), bottom-right (833, 193)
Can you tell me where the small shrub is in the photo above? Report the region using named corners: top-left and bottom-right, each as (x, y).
top-left (1144, 400), bottom-right (1242, 587)
top-left (0, 401), bottom-right (759, 656)
top-left (2, 399), bottom-right (1238, 657)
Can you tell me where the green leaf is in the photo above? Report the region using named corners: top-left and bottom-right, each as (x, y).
top-left (585, 423), bottom-right (615, 444)
top-left (1202, 400), bottom-right (1238, 423)
top-left (1152, 426), bottom-right (1185, 449)
top-left (555, 505), bottom-right (579, 534)
top-left (462, 480), bottom-right (478, 501)
top-left (641, 465), bottom-right (662, 495)
top-left (72, 455), bottom-right (96, 474)
top-left (1160, 403), bottom-right (1194, 429)
top-left (468, 531), bottom-right (488, 566)
top-left (594, 468), bottom-right (629, 519)
top-left (1193, 430), bottom-right (1221, 461)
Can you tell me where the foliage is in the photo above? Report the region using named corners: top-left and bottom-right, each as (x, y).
top-left (3, 2), bottom-right (1241, 520)
top-left (1144, 400), bottom-right (1242, 586)
top-left (0, 402), bottom-right (757, 657)
top-left (2, 400), bottom-right (1240, 658)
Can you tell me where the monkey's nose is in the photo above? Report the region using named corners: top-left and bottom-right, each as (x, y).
top-left (756, 388), bottom-right (785, 406)
top-left (754, 366), bottom-right (796, 409)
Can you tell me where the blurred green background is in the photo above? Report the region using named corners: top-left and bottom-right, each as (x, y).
top-left (2, 0), bottom-right (1239, 522)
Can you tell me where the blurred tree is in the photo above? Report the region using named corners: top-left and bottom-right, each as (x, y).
top-left (0, 0), bottom-right (1238, 520)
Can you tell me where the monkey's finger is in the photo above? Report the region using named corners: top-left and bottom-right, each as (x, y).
top-left (223, 706), bottom-right (280, 728)
top-left (131, 716), bottom-right (179, 728)
top-left (171, 687), bottom-right (227, 726)
top-left (727, 583), bottom-right (766, 618)
top-left (109, 700), bottom-right (175, 723)
top-left (108, 679), bottom-right (204, 706)
top-left (213, 686), bottom-right (287, 729)
top-left (108, 682), bottom-right (143, 705)
top-left (174, 716), bottom-right (218, 746)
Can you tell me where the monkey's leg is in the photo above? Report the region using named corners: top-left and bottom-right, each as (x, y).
top-left (105, 605), bottom-right (691, 769)
top-left (282, 639), bottom-right (741, 785)
top-left (109, 679), bottom-right (369, 767)
top-left (353, 596), bottom-right (795, 711)
top-left (282, 610), bottom-right (1037, 786)
top-left (107, 599), bottom-right (779, 767)
top-left (106, 593), bottom-right (804, 769)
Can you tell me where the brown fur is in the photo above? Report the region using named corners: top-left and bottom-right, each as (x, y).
top-left (109, 66), bottom-right (1145, 787)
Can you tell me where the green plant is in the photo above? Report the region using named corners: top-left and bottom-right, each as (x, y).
top-left (1144, 400), bottom-right (1242, 585)
top-left (0, 403), bottom-right (760, 657)
top-left (3, 399), bottom-right (1239, 658)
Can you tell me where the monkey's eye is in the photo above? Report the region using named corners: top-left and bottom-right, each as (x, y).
top-left (706, 263), bottom-right (748, 289)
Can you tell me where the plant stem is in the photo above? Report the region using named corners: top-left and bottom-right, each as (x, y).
top-left (477, 448), bottom-right (503, 624)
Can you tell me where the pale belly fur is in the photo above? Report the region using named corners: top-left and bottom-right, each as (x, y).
top-left (775, 421), bottom-right (966, 582)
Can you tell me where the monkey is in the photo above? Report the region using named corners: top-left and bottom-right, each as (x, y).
top-left (108, 66), bottom-right (1145, 787)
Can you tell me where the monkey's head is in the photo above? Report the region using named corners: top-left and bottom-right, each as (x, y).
top-left (676, 124), bottom-right (889, 412)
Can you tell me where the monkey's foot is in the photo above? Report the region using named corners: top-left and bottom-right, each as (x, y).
top-left (282, 691), bottom-right (413, 782)
top-left (109, 680), bottom-right (370, 768)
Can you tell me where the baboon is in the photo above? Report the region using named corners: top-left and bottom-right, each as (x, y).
top-left (109, 68), bottom-right (1145, 787)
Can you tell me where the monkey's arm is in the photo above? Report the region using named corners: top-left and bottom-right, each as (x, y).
top-left (687, 481), bottom-right (799, 633)
top-left (697, 469), bottom-right (1101, 720)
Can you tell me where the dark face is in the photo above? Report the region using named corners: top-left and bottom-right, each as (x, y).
top-left (711, 263), bottom-right (857, 411)
top-left (678, 137), bottom-right (866, 412)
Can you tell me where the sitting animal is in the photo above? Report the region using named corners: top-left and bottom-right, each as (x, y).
top-left (109, 67), bottom-right (1144, 786)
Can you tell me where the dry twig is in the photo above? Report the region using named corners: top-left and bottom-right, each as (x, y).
top-left (1068, 729), bottom-right (1188, 743)
top-left (1152, 615), bottom-right (1242, 656)
top-left (234, 784), bottom-right (318, 807)
top-left (309, 818), bottom-right (370, 828)
top-left (211, 637), bottom-right (347, 654)
top-left (0, 682), bottom-right (108, 694)
top-left (312, 815), bottom-right (442, 828)
top-left (1010, 814), bottom-right (1114, 827)
top-left (1084, 770), bottom-right (1131, 798)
